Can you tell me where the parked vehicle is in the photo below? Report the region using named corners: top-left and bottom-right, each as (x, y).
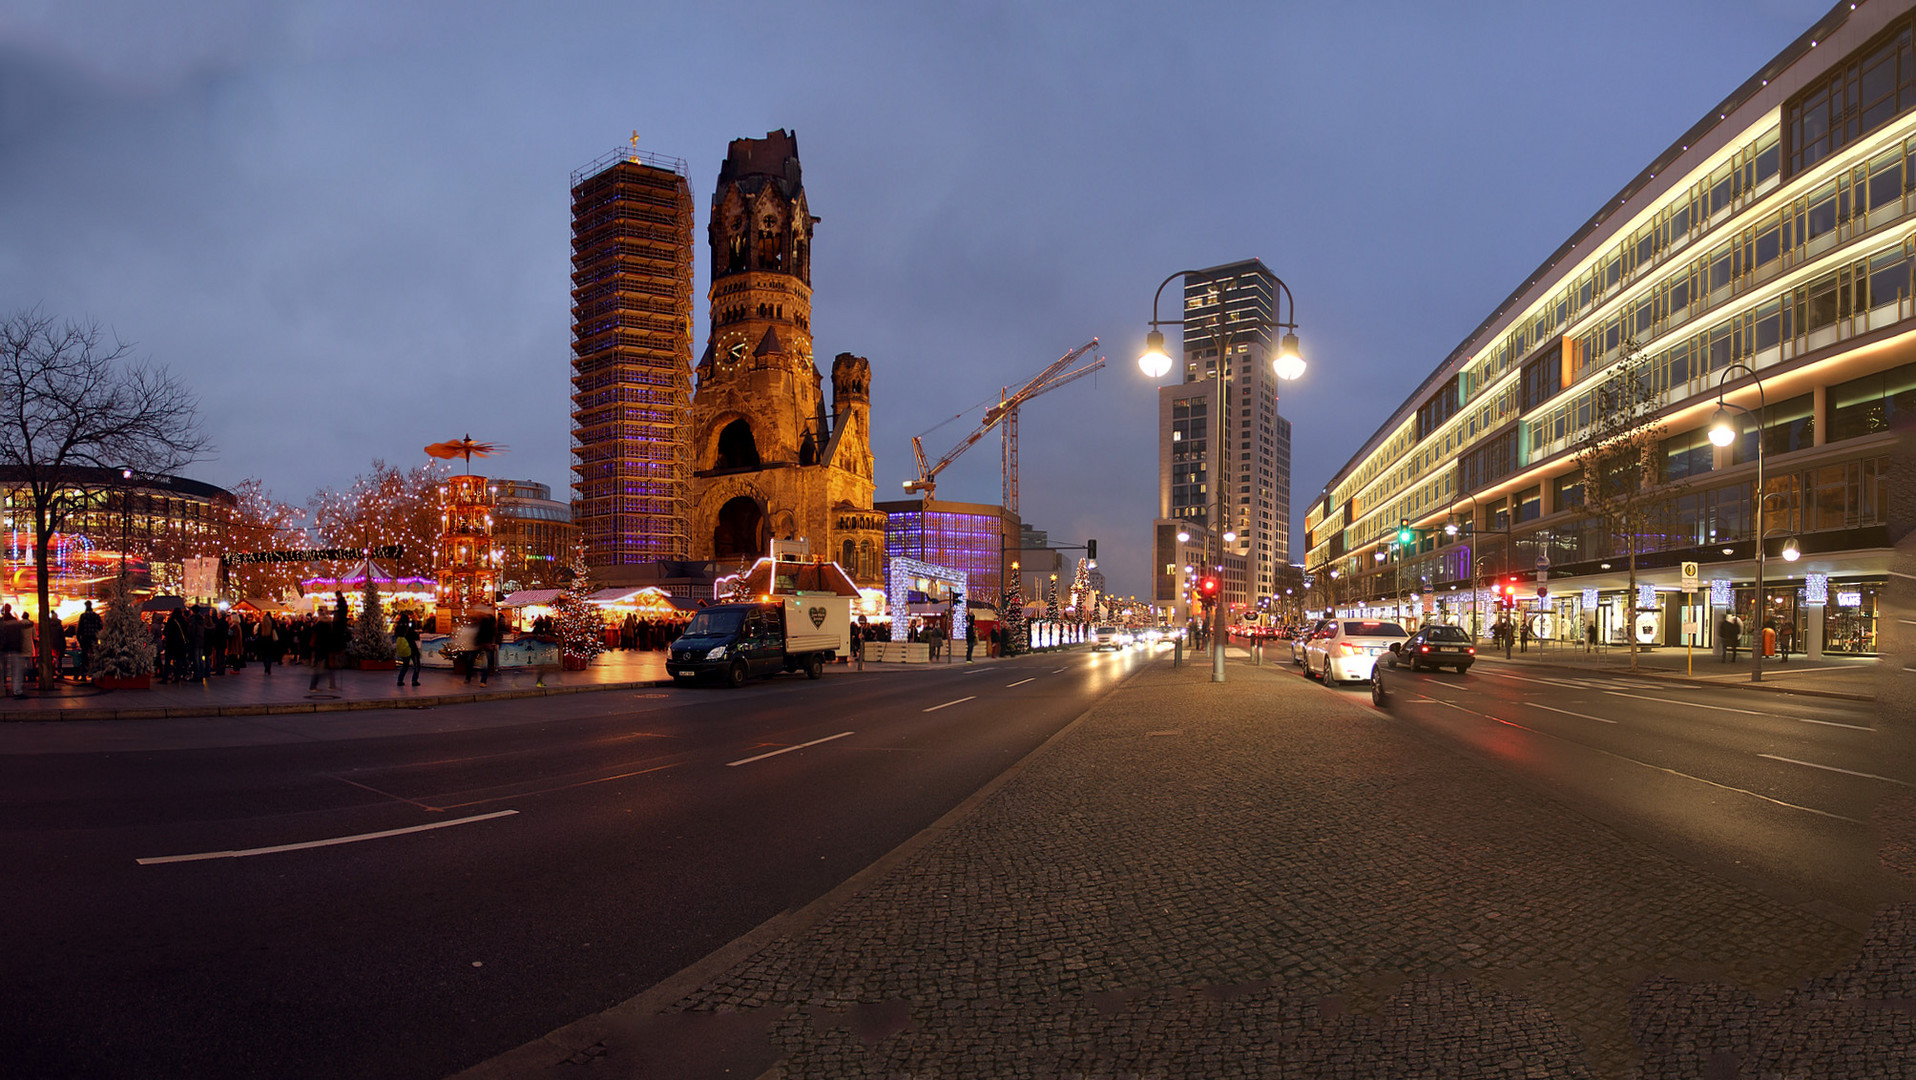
top-left (1292, 619), bottom-right (1336, 666)
top-left (668, 597), bottom-right (849, 687)
top-left (1303, 619), bottom-right (1410, 684)
top-left (1389, 624), bottom-right (1477, 674)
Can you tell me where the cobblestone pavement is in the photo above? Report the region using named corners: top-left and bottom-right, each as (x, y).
top-left (660, 657), bottom-right (1913, 1079)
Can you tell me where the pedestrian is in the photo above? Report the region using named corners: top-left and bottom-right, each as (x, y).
top-left (850, 616), bottom-right (865, 671)
top-left (1585, 617), bottom-right (1598, 653)
top-left (256, 614), bottom-right (281, 675)
top-left (394, 610), bottom-right (422, 687)
top-left (308, 606), bottom-right (339, 691)
top-left (467, 605), bottom-right (498, 686)
top-left (1520, 621), bottom-right (1533, 653)
top-left (1725, 614), bottom-right (1742, 663)
top-left (1778, 619), bottom-right (1794, 662)
top-left (207, 608), bottom-right (227, 675)
top-left (965, 615), bottom-right (977, 663)
top-left (0, 605), bottom-right (24, 699)
top-left (76, 600), bottom-right (102, 677)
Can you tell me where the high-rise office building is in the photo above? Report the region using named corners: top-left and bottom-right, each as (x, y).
top-left (569, 145), bottom-right (695, 573)
top-left (1156, 259), bottom-right (1294, 612)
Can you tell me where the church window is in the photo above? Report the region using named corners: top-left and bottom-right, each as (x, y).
top-left (714, 419), bottom-right (761, 470)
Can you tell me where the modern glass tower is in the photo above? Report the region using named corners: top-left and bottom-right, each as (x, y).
top-left (569, 146), bottom-right (695, 571)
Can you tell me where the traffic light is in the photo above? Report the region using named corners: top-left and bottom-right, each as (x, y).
top-left (1086, 538), bottom-right (1098, 561)
top-left (1198, 576), bottom-right (1220, 599)
top-left (1397, 519), bottom-right (1413, 545)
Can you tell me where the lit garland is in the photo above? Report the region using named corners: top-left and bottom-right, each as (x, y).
top-left (309, 459), bottom-right (449, 584)
top-left (886, 556), bottom-right (966, 642)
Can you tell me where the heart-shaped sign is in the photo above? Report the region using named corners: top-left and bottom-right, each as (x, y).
top-left (809, 606), bottom-right (827, 628)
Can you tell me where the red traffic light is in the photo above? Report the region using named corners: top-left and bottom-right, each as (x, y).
top-left (1198, 577), bottom-right (1220, 598)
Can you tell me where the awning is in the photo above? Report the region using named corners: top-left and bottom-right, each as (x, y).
top-left (499, 589), bottom-right (562, 608)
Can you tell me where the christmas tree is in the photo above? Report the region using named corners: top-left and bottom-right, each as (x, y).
top-left (1043, 576), bottom-right (1061, 623)
top-left (347, 574), bottom-right (395, 662)
top-left (554, 551), bottom-right (605, 666)
top-left (1068, 559), bottom-right (1095, 625)
top-left (92, 574), bottom-right (155, 680)
top-left (1000, 585), bottom-right (1026, 656)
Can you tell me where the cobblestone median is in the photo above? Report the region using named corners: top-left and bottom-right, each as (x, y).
top-left (672, 660), bottom-right (1891, 1078)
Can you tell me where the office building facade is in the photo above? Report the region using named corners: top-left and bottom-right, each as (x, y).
top-left (1305, 1), bottom-right (1915, 656)
top-left (1157, 259), bottom-right (1294, 614)
top-left (569, 146), bottom-right (696, 573)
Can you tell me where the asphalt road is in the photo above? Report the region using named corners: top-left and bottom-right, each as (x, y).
top-left (0, 647), bottom-right (1149, 1080)
top-left (1294, 651), bottom-right (1905, 924)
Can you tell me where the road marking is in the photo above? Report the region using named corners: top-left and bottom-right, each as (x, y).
top-left (1423, 703), bottom-right (1861, 823)
top-left (1006, 678), bottom-right (1036, 688)
top-left (1052, 667), bottom-right (1070, 674)
top-left (1529, 703), bottom-right (1618, 724)
top-left (727, 731), bottom-right (853, 766)
top-left (1601, 690), bottom-right (1871, 730)
top-left (1759, 754), bottom-right (1915, 787)
top-left (922, 696), bottom-right (976, 713)
top-left (138, 810), bottom-right (519, 865)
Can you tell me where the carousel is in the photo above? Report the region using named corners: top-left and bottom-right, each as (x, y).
top-left (298, 558), bottom-right (436, 614)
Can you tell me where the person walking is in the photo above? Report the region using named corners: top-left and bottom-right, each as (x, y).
top-left (308, 606), bottom-right (339, 691)
top-left (965, 615), bottom-right (977, 663)
top-left (0, 605), bottom-right (24, 699)
top-left (850, 617), bottom-right (865, 672)
top-left (1725, 614), bottom-right (1743, 663)
top-left (256, 614), bottom-right (281, 675)
top-left (394, 610), bottom-right (422, 687)
top-left (76, 601), bottom-right (102, 678)
top-left (1778, 619), bottom-right (1794, 662)
top-left (467, 606), bottom-right (498, 686)
top-left (1585, 617), bottom-right (1598, 653)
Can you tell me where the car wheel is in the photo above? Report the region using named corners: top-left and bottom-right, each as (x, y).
top-left (1455, 664), bottom-right (1471, 675)
top-left (1371, 668), bottom-right (1386, 707)
top-left (726, 661), bottom-right (749, 688)
top-left (805, 654), bottom-right (824, 680)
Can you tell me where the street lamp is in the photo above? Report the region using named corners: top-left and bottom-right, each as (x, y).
top-left (1139, 265), bottom-right (1302, 683)
top-left (1707, 363), bottom-right (1770, 683)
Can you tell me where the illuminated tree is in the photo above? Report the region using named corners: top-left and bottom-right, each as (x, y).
top-left (1000, 583), bottom-right (1027, 655)
top-left (0, 308), bottom-right (209, 688)
top-left (309, 459), bottom-right (446, 581)
top-left (92, 572), bottom-right (154, 680)
top-left (554, 551), bottom-right (605, 667)
top-left (1068, 559), bottom-right (1094, 625)
top-left (1044, 576), bottom-right (1060, 622)
top-left (221, 478), bottom-right (309, 599)
top-left (347, 575), bottom-right (395, 663)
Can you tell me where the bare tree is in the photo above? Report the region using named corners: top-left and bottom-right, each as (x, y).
top-left (0, 309), bottom-right (209, 687)
top-left (222, 479), bottom-right (312, 599)
top-left (1571, 345), bottom-right (1681, 672)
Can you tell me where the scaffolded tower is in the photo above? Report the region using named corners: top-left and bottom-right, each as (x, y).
top-left (569, 143), bottom-right (695, 570)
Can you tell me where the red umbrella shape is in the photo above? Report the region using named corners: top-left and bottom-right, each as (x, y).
top-left (423, 434), bottom-right (506, 472)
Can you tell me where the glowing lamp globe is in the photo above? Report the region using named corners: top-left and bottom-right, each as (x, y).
top-left (1707, 406), bottom-right (1738, 447)
top-left (1137, 330), bottom-right (1173, 379)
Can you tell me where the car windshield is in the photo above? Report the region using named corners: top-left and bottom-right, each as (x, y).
top-left (1343, 621), bottom-right (1407, 637)
top-left (1096, 627), bottom-right (1117, 635)
top-left (1422, 626), bottom-right (1471, 642)
top-left (683, 609), bottom-right (746, 637)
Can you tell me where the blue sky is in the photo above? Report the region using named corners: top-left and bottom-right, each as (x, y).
top-left (0, 0), bottom-right (1834, 598)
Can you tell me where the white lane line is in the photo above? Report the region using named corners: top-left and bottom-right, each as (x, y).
top-left (727, 731), bottom-right (853, 767)
top-left (1431, 703), bottom-right (1861, 823)
top-left (1530, 703), bottom-right (1619, 724)
top-left (138, 810), bottom-right (519, 865)
top-left (1759, 754), bottom-right (1915, 787)
top-left (1601, 690), bottom-right (1871, 730)
top-left (1052, 667), bottom-right (1070, 674)
top-left (1006, 678), bottom-right (1036, 688)
top-left (922, 696), bottom-right (976, 713)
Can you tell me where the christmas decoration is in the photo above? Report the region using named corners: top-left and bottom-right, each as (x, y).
top-left (92, 573), bottom-right (154, 680)
top-left (553, 551), bottom-right (605, 668)
top-left (1000, 584), bottom-right (1027, 655)
top-left (1044, 576), bottom-right (1060, 623)
top-left (347, 574), bottom-right (396, 663)
top-left (434, 473), bottom-right (498, 628)
top-left (1068, 559), bottom-right (1095, 625)
top-left (723, 556), bottom-right (755, 602)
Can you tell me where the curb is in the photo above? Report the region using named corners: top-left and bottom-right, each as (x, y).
top-left (1475, 655), bottom-right (1876, 703)
top-left (0, 678), bottom-right (680, 723)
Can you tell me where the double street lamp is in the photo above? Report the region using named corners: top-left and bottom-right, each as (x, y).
top-left (1139, 266), bottom-right (1302, 683)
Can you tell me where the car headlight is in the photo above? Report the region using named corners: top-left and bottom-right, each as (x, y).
top-left (705, 645), bottom-right (729, 660)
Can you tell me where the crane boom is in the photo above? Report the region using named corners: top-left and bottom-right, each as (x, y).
top-left (902, 339), bottom-right (1103, 510)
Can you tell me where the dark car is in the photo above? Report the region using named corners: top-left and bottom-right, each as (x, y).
top-left (1388, 623), bottom-right (1477, 674)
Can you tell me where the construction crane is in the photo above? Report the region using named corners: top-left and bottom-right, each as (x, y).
top-left (904, 339), bottom-right (1104, 513)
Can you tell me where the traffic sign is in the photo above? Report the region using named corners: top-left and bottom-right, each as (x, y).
top-left (1680, 560), bottom-right (1699, 591)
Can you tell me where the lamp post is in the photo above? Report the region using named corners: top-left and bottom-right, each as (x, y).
top-left (1139, 266), bottom-right (1302, 683)
top-left (116, 467), bottom-right (135, 583)
top-left (1707, 363), bottom-right (1770, 683)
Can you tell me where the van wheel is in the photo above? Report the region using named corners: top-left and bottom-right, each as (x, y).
top-left (726, 661), bottom-right (748, 688)
top-left (805, 654), bottom-right (824, 680)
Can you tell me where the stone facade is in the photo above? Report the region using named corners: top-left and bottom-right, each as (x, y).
top-left (688, 130), bottom-right (884, 586)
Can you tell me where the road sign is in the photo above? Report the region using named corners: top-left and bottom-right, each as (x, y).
top-left (1681, 560), bottom-right (1699, 591)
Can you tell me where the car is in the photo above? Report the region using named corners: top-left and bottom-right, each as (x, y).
top-left (1091, 626), bottom-right (1122, 650)
top-left (1389, 624), bottom-right (1477, 673)
top-left (1292, 618), bottom-right (1336, 666)
top-left (1303, 618), bottom-right (1410, 684)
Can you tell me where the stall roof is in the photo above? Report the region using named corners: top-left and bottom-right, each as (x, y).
top-left (499, 589), bottom-right (562, 608)
top-left (730, 558), bottom-right (861, 598)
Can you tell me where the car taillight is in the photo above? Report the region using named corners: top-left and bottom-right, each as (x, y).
top-left (1419, 645), bottom-right (1430, 652)
top-left (1467, 647), bottom-right (1476, 654)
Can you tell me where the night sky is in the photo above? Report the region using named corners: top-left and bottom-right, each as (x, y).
top-left (0, 0), bottom-right (1832, 598)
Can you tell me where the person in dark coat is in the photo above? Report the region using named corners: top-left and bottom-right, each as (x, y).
top-left (467, 607), bottom-right (498, 686)
top-left (76, 601), bottom-right (103, 677)
top-left (309, 601), bottom-right (341, 691)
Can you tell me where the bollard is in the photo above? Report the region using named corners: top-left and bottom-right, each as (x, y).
top-left (1174, 638), bottom-right (1182, 667)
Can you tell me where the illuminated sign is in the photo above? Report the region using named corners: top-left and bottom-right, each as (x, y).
top-left (1837, 591), bottom-right (1863, 608)
top-left (1804, 572), bottom-right (1828, 605)
top-left (1709, 579), bottom-right (1732, 606)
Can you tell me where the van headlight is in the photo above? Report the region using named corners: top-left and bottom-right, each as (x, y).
top-left (705, 645), bottom-right (729, 660)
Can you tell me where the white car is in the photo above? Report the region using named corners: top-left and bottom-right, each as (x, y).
top-left (1304, 619), bottom-right (1410, 684)
top-left (1292, 619), bottom-right (1336, 666)
top-left (1091, 626), bottom-right (1122, 650)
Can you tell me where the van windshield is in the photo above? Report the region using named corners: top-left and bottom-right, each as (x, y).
top-left (684, 609), bottom-right (745, 638)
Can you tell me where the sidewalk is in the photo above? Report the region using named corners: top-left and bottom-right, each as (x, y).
top-left (1468, 639), bottom-right (1880, 701)
top-left (454, 650), bottom-right (1913, 1080)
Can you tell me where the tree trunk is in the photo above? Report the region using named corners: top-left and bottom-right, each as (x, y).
top-left (1625, 547), bottom-right (1639, 672)
top-left (33, 517), bottom-right (55, 690)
